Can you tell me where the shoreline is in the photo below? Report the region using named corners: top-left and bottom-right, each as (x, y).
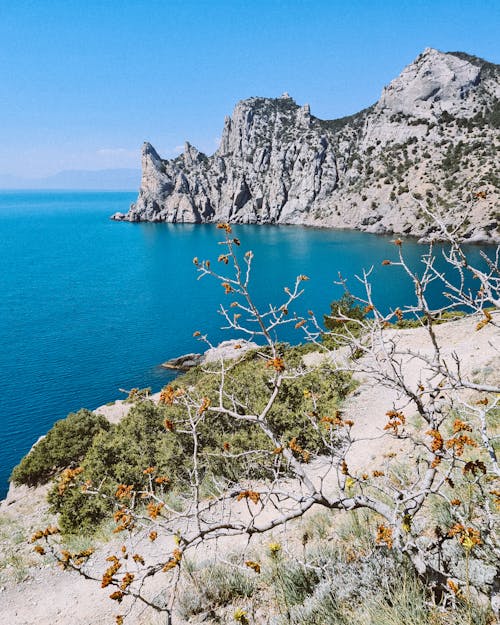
top-left (2, 313), bottom-right (498, 508)
top-left (0, 313), bottom-right (498, 624)
top-left (110, 217), bottom-right (500, 246)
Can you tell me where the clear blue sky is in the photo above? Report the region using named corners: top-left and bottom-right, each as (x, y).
top-left (0, 0), bottom-right (498, 176)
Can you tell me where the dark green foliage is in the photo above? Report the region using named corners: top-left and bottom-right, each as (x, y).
top-left (441, 142), bottom-right (464, 174)
top-left (324, 293), bottom-right (365, 330)
top-left (393, 310), bottom-right (466, 329)
top-left (47, 481), bottom-right (110, 535)
top-left (10, 409), bottom-right (110, 486)
top-left (317, 105), bottom-right (374, 134)
top-left (482, 169), bottom-right (500, 188)
top-left (488, 98), bottom-right (500, 128)
top-left (446, 50), bottom-right (496, 70)
top-left (44, 349), bottom-right (354, 533)
top-left (82, 401), bottom-right (165, 486)
top-left (170, 349), bottom-right (353, 476)
top-left (323, 293), bottom-right (366, 348)
top-left (47, 402), bottom-right (170, 534)
top-left (439, 110), bottom-right (456, 125)
top-left (444, 178), bottom-right (455, 192)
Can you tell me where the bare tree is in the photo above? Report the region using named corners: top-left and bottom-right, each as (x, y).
top-left (33, 222), bottom-right (500, 624)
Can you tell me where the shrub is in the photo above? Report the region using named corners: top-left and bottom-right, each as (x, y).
top-left (45, 356), bottom-right (354, 533)
top-left (10, 409), bottom-right (110, 486)
top-left (47, 401), bottom-right (171, 533)
top-left (323, 292), bottom-right (366, 348)
top-left (47, 480), bottom-right (110, 535)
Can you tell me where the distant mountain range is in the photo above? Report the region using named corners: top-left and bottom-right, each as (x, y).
top-left (113, 48), bottom-right (499, 243)
top-left (0, 168), bottom-right (141, 191)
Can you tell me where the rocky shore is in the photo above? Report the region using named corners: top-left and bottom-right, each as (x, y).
top-left (161, 339), bottom-right (258, 370)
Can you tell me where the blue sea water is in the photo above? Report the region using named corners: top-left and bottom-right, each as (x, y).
top-left (0, 191), bottom-right (494, 498)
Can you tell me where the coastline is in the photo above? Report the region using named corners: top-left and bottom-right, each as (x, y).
top-left (110, 215), bottom-right (500, 246)
top-left (3, 311), bottom-right (498, 508)
top-left (0, 313), bottom-right (498, 624)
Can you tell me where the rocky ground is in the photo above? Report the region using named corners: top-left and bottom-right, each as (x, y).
top-left (1, 313), bottom-right (498, 624)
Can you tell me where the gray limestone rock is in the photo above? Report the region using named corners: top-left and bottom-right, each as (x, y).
top-left (161, 340), bottom-right (258, 371)
top-left (112, 49), bottom-right (499, 242)
top-left (161, 353), bottom-right (203, 371)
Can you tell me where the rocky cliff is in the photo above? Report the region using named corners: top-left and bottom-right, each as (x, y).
top-left (112, 48), bottom-right (500, 242)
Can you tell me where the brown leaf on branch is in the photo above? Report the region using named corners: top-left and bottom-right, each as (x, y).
top-left (109, 591), bottom-right (124, 602)
top-left (146, 502), bottom-right (164, 520)
top-left (162, 549), bottom-right (183, 572)
top-left (426, 429), bottom-right (444, 452)
top-left (463, 460), bottom-right (486, 475)
top-left (236, 490), bottom-right (260, 504)
top-left (476, 309), bottom-right (492, 330)
top-left (446, 434), bottom-right (478, 457)
top-left (376, 524), bottom-right (393, 549)
top-left (266, 357), bottom-right (285, 372)
top-left (198, 397), bottom-right (211, 415)
top-left (164, 418), bottom-right (175, 431)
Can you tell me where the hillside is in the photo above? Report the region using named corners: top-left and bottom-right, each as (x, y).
top-left (1, 312), bottom-right (498, 624)
top-left (112, 48), bottom-right (500, 242)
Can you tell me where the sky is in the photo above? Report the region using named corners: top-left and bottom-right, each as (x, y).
top-left (0, 0), bottom-right (498, 177)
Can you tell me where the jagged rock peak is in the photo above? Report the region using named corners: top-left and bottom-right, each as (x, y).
top-left (142, 141), bottom-right (162, 161)
top-left (376, 47), bottom-right (487, 118)
top-left (218, 94), bottom-right (304, 157)
top-left (112, 49), bottom-right (499, 243)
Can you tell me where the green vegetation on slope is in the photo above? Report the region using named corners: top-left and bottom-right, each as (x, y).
top-left (12, 345), bottom-right (353, 533)
top-left (10, 409), bottom-right (110, 487)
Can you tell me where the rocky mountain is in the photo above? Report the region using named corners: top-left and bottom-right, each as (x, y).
top-left (112, 49), bottom-right (500, 242)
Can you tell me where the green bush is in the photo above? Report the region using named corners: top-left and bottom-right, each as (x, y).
top-left (47, 481), bottom-right (110, 535)
top-left (46, 401), bottom-right (169, 534)
top-left (82, 400), bottom-right (166, 486)
top-left (323, 293), bottom-right (366, 349)
top-left (10, 409), bottom-right (110, 486)
top-left (45, 350), bottom-right (354, 534)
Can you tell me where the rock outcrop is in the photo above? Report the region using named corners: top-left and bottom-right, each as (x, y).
top-left (161, 340), bottom-right (258, 371)
top-left (112, 49), bottom-right (500, 242)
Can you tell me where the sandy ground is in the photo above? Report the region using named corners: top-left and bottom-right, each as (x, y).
top-left (1, 314), bottom-right (498, 624)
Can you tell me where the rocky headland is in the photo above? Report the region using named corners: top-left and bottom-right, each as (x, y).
top-left (112, 48), bottom-right (499, 242)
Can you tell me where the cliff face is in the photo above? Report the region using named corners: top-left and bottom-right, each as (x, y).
top-left (113, 48), bottom-right (500, 242)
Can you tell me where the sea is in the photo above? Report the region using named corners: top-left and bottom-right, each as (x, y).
top-left (0, 191), bottom-right (495, 498)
